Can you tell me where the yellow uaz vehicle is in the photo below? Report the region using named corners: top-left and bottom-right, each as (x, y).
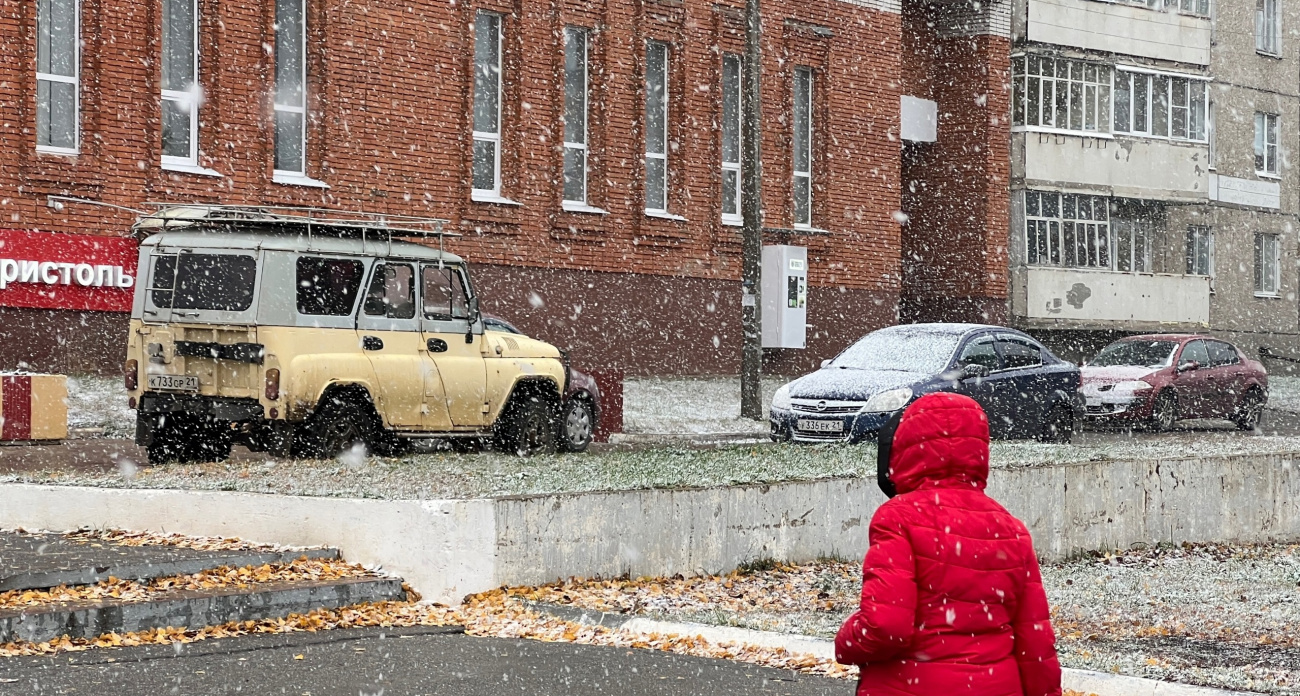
top-left (124, 206), bottom-right (569, 464)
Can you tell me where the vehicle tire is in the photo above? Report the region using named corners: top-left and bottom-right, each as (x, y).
top-left (495, 392), bottom-right (558, 456)
top-left (1038, 404), bottom-right (1075, 444)
top-left (146, 414), bottom-right (190, 466)
top-left (1151, 390), bottom-right (1178, 432)
top-left (1233, 389), bottom-right (1265, 431)
top-left (558, 399), bottom-right (595, 453)
top-left (296, 394), bottom-right (381, 459)
top-left (184, 419), bottom-right (233, 463)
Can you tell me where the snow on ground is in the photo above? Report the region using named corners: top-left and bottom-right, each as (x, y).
top-left (1269, 377), bottom-right (1300, 414)
top-left (621, 376), bottom-right (787, 435)
top-left (65, 375), bottom-right (135, 439)
top-left (515, 543), bottom-right (1300, 694)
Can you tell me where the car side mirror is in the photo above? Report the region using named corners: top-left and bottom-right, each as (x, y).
top-left (1177, 360), bottom-right (1199, 373)
top-left (963, 363), bottom-right (990, 379)
top-left (466, 297), bottom-right (480, 344)
top-left (820, 359), bottom-right (831, 369)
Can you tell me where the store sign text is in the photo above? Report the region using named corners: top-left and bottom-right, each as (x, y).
top-left (0, 259), bottom-right (134, 289)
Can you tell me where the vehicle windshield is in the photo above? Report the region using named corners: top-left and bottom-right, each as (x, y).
top-left (1089, 340), bottom-right (1178, 368)
top-left (830, 328), bottom-right (963, 374)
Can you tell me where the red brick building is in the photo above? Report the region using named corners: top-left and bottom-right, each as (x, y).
top-left (0, 0), bottom-right (1009, 376)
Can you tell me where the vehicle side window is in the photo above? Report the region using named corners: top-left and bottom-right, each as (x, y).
top-left (996, 335), bottom-right (1044, 370)
top-left (422, 266), bottom-right (469, 321)
top-left (296, 257), bottom-right (365, 316)
top-left (363, 263), bottom-right (415, 319)
top-left (1207, 341), bottom-right (1240, 367)
top-left (958, 336), bottom-right (1001, 370)
top-left (1181, 340), bottom-right (1210, 366)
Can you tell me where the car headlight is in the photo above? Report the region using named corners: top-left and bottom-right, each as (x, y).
top-left (1113, 380), bottom-right (1153, 394)
top-left (771, 384), bottom-right (793, 412)
top-left (862, 387), bottom-right (913, 414)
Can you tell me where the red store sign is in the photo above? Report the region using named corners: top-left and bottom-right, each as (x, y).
top-left (0, 229), bottom-right (138, 313)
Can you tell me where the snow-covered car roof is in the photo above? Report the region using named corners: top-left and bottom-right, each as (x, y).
top-left (139, 230), bottom-right (464, 264)
top-left (878, 322), bottom-right (1001, 335)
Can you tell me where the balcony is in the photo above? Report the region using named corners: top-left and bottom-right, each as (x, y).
top-left (1016, 132), bottom-right (1209, 202)
top-left (1025, 0), bottom-right (1211, 65)
top-left (1012, 266), bottom-right (1211, 330)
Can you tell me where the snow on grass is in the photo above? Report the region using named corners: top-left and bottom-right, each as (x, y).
top-left (1268, 376), bottom-right (1300, 414)
top-left (65, 375), bottom-right (134, 438)
top-left (622, 376), bottom-right (788, 435)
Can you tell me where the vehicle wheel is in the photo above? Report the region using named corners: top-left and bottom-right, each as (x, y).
top-left (1233, 389), bottom-right (1265, 431)
top-left (184, 419), bottom-right (233, 463)
top-left (146, 414), bottom-right (190, 466)
top-left (495, 393), bottom-right (557, 456)
top-left (1151, 390), bottom-right (1178, 432)
top-left (558, 399), bottom-right (595, 453)
top-left (296, 395), bottom-right (381, 459)
top-left (1038, 404), bottom-right (1075, 444)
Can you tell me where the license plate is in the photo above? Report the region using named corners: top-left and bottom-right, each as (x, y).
top-left (148, 374), bottom-right (199, 392)
top-left (1085, 397), bottom-right (1101, 407)
top-left (797, 419), bottom-right (844, 433)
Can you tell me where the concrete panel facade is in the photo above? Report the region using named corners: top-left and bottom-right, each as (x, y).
top-left (1025, 0), bottom-right (1210, 65)
top-left (1018, 132), bottom-right (1210, 201)
top-left (1013, 266), bottom-right (1210, 326)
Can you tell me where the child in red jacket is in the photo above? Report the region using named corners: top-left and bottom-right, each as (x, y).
top-left (835, 392), bottom-right (1061, 696)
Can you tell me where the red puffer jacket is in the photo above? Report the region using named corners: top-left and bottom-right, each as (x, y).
top-left (835, 392), bottom-right (1061, 696)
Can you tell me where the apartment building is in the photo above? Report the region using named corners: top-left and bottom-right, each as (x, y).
top-left (1007, 0), bottom-right (1300, 363)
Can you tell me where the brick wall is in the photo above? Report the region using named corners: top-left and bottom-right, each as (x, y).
top-left (0, 0), bottom-right (910, 374)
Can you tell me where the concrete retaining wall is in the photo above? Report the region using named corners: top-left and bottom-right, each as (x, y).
top-left (2, 451), bottom-right (1298, 603)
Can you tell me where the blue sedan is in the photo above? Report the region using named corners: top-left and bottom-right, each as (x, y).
top-left (769, 323), bottom-right (1083, 444)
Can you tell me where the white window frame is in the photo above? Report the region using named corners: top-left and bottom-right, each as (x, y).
top-left (1186, 226), bottom-right (1214, 277)
top-left (1258, 0), bottom-right (1282, 56)
top-left (562, 26), bottom-right (589, 207)
top-left (1012, 55), bottom-right (1111, 136)
top-left (1111, 67), bottom-right (1208, 142)
top-left (1112, 0), bottom-right (1209, 16)
top-left (471, 11), bottom-right (504, 200)
top-left (721, 53), bottom-right (743, 226)
top-left (1256, 232), bottom-right (1281, 296)
top-left (1024, 191), bottom-right (1112, 270)
top-left (644, 40), bottom-right (670, 216)
top-left (792, 66), bottom-right (814, 229)
top-left (35, 0), bottom-right (80, 155)
top-left (273, 0), bottom-right (308, 179)
top-left (161, 0), bottom-right (200, 168)
top-left (1255, 112), bottom-right (1279, 177)
top-left (1112, 219), bottom-right (1152, 273)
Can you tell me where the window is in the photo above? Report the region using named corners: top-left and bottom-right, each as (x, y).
top-left (1012, 56), bottom-right (1110, 134)
top-left (36, 0), bottom-right (79, 152)
top-left (721, 54), bottom-right (743, 224)
top-left (1255, 112), bottom-right (1279, 175)
top-left (793, 67), bottom-right (814, 228)
top-left (1255, 233), bottom-right (1281, 295)
top-left (958, 336), bottom-right (1001, 371)
top-left (274, 0), bottom-right (307, 175)
top-left (1181, 340), bottom-right (1210, 366)
top-left (422, 266), bottom-right (469, 321)
top-left (1176, 0), bottom-right (1211, 16)
top-left (996, 336), bottom-right (1044, 370)
top-left (562, 26), bottom-right (589, 204)
top-left (1113, 219), bottom-right (1151, 273)
top-left (1113, 71), bottom-right (1206, 141)
top-left (644, 41), bottom-right (669, 214)
top-left (161, 0), bottom-right (199, 165)
top-left (1024, 191), bottom-right (1111, 269)
top-left (1206, 341), bottom-right (1241, 367)
top-left (472, 12), bottom-right (502, 196)
top-left (1186, 226), bottom-right (1213, 276)
top-left (1258, 0), bottom-right (1281, 55)
top-left (296, 257), bottom-right (365, 316)
top-left (150, 254), bottom-right (258, 312)
top-left (363, 263), bottom-right (416, 319)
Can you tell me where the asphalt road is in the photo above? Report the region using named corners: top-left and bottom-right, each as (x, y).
top-left (0, 626), bottom-right (848, 696)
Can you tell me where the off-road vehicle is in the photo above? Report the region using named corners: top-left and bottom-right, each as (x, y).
top-left (124, 206), bottom-right (569, 464)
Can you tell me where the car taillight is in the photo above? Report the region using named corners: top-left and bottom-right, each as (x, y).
top-left (124, 359), bottom-right (138, 391)
top-left (265, 368), bottom-right (281, 401)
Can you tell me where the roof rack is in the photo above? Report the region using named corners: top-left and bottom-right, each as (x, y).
top-left (132, 203), bottom-right (456, 241)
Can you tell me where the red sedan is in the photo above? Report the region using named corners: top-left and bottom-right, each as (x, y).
top-left (1081, 335), bottom-right (1268, 431)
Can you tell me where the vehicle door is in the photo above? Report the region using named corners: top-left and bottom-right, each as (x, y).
top-left (356, 261), bottom-right (426, 429)
top-left (421, 264), bottom-right (488, 428)
top-left (1204, 341), bottom-right (1244, 416)
top-left (994, 334), bottom-right (1052, 438)
top-left (952, 333), bottom-right (1013, 437)
top-left (1173, 339), bottom-right (1212, 418)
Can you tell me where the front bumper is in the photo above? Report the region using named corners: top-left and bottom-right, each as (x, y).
top-left (769, 408), bottom-right (893, 444)
top-left (1083, 391), bottom-right (1154, 421)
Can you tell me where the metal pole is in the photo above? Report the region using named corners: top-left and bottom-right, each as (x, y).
top-left (740, 0), bottom-right (764, 420)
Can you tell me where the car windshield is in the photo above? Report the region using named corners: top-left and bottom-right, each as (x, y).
top-left (830, 328), bottom-right (963, 374)
top-left (1090, 340), bottom-right (1178, 368)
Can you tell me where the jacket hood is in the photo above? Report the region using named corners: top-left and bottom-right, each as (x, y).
top-left (888, 392), bottom-right (990, 494)
top-left (789, 368), bottom-right (926, 402)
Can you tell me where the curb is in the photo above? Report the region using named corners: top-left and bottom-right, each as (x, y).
top-left (534, 608), bottom-right (1248, 696)
top-left (0, 547), bottom-right (341, 592)
top-left (0, 576), bottom-right (406, 644)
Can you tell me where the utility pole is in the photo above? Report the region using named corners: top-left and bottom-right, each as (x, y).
top-left (739, 0), bottom-right (764, 420)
